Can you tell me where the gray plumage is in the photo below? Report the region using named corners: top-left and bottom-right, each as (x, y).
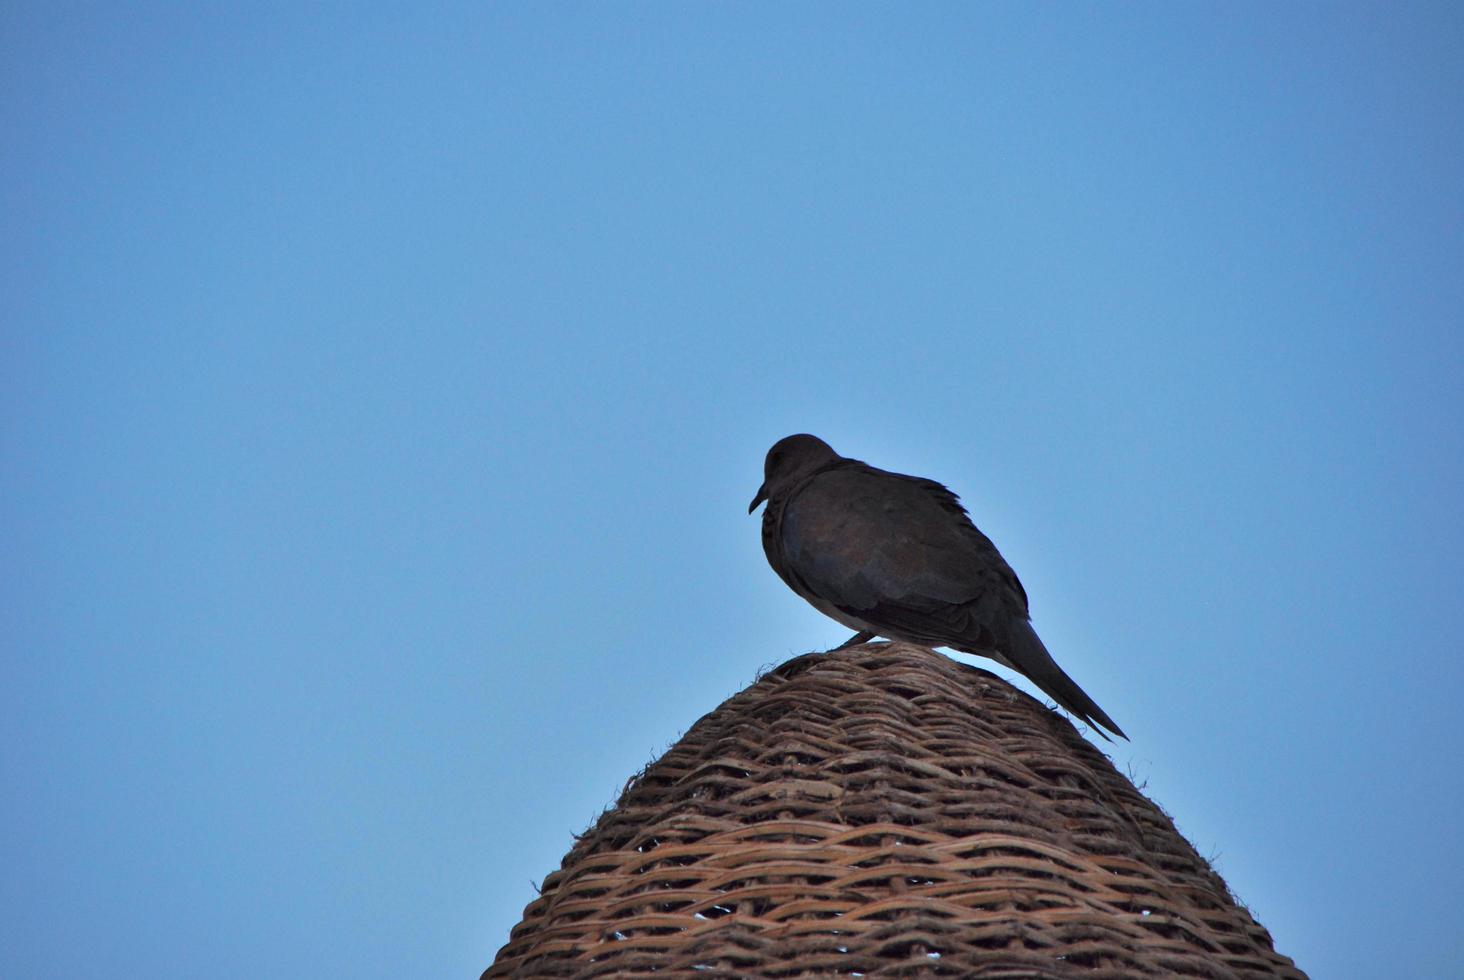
top-left (749, 433), bottom-right (1127, 740)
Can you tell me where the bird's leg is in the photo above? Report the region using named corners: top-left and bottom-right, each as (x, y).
top-left (830, 630), bottom-right (877, 651)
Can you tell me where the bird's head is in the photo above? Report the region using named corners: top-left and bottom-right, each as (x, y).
top-left (749, 433), bottom-right (839, 513)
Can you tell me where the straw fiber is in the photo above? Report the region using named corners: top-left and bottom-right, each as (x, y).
top-left (484, 642), bottom-right (1304, 979)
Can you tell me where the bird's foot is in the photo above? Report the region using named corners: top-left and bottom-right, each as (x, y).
top-left (829, 630), bottom-right (877, 651)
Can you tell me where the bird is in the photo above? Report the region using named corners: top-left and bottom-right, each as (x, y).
top-left (749, 433), bottom-right (1127, 740)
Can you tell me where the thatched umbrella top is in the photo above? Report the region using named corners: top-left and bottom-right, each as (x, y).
top-left (485, 643), bottom-right (1305, 978)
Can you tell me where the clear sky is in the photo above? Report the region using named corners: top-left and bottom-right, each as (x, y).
top-left (3, 4), bottom-right (1461, 978)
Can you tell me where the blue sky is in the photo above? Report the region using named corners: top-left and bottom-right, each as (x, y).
top-left (3, 4), bottom-right (1461, 978)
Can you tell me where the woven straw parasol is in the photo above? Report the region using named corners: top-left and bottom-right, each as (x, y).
top-left (484, 642), bottom-right (1305, 978)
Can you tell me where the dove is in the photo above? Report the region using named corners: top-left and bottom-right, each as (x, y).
top-left (750, 433), bottom-right (1126, 739)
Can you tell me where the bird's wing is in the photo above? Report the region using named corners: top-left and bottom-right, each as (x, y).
top-left (779, 463), bottom-right (1028, 650)
top-left (776, 461), bottom-right (1127, 739)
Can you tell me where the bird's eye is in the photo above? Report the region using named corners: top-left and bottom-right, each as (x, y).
top-left (770, 452), bottom-right (784, 468)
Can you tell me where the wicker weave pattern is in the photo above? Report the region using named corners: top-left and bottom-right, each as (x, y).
top-left (485, 643), bottom-right (1305, 979)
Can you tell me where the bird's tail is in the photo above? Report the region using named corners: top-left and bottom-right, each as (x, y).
top-left (1007, 619), bottom-right (1127, 741)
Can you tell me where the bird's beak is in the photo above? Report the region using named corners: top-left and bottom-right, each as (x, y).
top-left (748, 483), bottom-right (768, 514)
